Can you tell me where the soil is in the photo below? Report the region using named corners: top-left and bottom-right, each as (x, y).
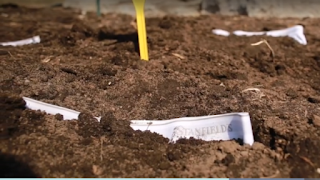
top-left (1, 4), bottom-right (320, 178)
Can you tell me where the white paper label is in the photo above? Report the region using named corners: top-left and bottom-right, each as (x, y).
top-left (213, 25), bottom-right (307, 45)
top-left (22, 97), bottom-right (254, 145)
top-left (0, 36), bottom-right (41, 47)
top-left (131, 113), bottom-right (254, 145)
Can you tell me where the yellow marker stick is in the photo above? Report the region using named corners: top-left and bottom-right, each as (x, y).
top-left (132, 0), bottom-right (149, 61)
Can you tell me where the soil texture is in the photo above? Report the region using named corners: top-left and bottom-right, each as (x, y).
top-left (1, 4), bottom-right (320, 178)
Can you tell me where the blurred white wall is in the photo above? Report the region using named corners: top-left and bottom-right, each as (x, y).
top-left (63, 0), bottom-right (202, 17)
top-left (202, 0), bottom-right (320, 18)
top-left (0, 0), bottom-right (63, 8)
top-left (6, 0), bottom-right (319, 18)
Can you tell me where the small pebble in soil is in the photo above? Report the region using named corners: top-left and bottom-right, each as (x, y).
top-left (0, 93), bottom-right (26, 138)
top-left (286, 88), bottom-right (298, 98)
top-left (252, 142), bottom-right (265, 150)
top-left (54, 114), bottom-right (63, 121)
top-left (78, 112), bottom-right (102, 138)
top-left (307, 97), bottom-right (320, 104)
top-left (311, 114), bottom-right (320, 127)
top-left (221, 153), bottom-right (235, 166)
top-left (99, 111), bottom-right (133, 136)
top-left (166, 146), bottom-right (182, 161)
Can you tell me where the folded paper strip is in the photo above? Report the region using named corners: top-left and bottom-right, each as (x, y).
top-left (213, 25), bottom-right (307, 45)
top-left (23, 97), bottom-right (254, 145)
top-left (0, 36), bottom-right (41, 47)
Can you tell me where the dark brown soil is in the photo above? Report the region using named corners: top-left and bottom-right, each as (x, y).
top-left (1, 4), bottom-right (320, 178)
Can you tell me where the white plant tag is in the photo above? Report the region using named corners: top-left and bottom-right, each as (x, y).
top-left (23, 97), bottom-right (83, 121)
top-left (212, 29), bottom-right (230, 36)
top-left (213, 25), bottom-right (307, 45)
top-left (131, 113), bottom-right (254, 145)
top-left (266, 25), bottom-right (307, 45)
top-left (0, 36), bottom-right (41, 47)
top-left (233, 30), bottom-right (265, 36)
top-left (22, 97), bottom-right (254, 145)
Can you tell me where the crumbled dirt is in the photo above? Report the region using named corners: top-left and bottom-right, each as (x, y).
top-left (1, 4), bottom-right (320, 178)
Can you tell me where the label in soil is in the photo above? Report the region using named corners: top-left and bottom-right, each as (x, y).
top-left (23, 97), bottom-right (254, 145)
top-left (131, 112), bottom-right (254, 145)
top-left (0, 35), bottom-right (40, 47)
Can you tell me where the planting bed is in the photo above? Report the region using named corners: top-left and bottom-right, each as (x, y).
top-left (1, 4), bottom-right (320, 178)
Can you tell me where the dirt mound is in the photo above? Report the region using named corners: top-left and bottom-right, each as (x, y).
top-left (1, 6), bottom-right (320, 178)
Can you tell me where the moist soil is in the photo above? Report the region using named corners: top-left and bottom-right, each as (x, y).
top-left (1, 4), bottom-right (320, 178)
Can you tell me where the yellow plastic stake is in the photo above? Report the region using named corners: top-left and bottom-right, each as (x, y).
top-left (132, 0), bottom-right (149, 61)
